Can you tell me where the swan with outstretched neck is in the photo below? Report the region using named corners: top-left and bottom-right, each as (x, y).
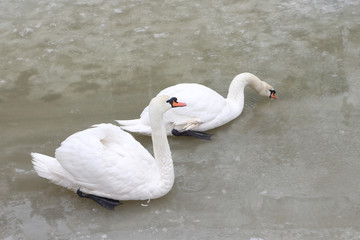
top-left (31, 95), bottom-right (186, 210)
top-left (117, 72), bottom-right (277, 140)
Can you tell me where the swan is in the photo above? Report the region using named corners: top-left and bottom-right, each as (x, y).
top-left (117, 72), bottom-right (277, 140)
top-left (31, 95), bottom-right (186, 210)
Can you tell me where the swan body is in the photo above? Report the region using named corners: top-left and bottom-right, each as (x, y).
top-left (31, 95), bottom-right (186, 208)
top-left (117, 73), bottom-right (277, 138)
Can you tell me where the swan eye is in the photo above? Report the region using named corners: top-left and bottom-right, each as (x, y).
top-left (166, 97), bottom-right (178, 105)
top-left (269, 89), bottom-right (277, 98)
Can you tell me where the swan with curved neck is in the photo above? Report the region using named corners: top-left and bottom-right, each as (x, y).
top-left (117, 72), bottom-right (277, 140)
top-left (31, 95), bottom-right (186, 210)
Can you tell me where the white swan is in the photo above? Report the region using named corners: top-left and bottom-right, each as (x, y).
top-left (117, 72), bottom-right (277, 140)
top-left (31, 95), bottom-right (186, 210)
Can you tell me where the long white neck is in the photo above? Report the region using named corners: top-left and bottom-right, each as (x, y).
top-left (226, 72), bottom-right (264, 111)
top-left (149, 106), bottom-right (174, 194)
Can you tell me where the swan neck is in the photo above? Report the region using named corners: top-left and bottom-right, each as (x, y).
top-left (149, 108), bottom-right (174, 189)
top-left (226, 73), bottom-right (264, 102)
top-left (227, 78), bottom-right (247, 103)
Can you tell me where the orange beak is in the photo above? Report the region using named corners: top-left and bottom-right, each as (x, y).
top-left (270, 92), bottom-right (278, 99)
top-left (172, 101), bottom-right (187, 107)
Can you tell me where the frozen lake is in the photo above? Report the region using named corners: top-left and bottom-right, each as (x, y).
top-left (1, 0), bottom-right (360, 239)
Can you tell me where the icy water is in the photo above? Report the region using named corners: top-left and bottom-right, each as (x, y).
top-left (1, 0), bottom-right (360, 239)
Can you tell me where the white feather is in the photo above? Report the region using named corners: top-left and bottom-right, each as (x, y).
top-left (117, 72), bottom-right (276, 135)
top-left (31, 95), bottom-right (183, 201)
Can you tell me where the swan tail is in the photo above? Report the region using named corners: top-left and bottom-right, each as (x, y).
top-left (116, 119), bottom-right (140, 126)
top-left (31, 153), bottom-right (77, 190)
top-left (115, 119), bottom-right (152, 135)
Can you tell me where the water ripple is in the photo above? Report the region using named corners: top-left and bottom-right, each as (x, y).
top-left (175, 175), bottom-right (208, 193)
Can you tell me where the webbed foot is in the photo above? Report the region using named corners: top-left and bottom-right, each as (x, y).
top-left (172, 129), bottom-right (212, 140)
top-left (76, 189), bottom-right (123, 210)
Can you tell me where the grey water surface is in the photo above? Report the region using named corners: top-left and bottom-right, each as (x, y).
top-left (1, 0), bottom-right (360, 239)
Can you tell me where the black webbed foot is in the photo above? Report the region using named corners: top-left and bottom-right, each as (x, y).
top-left (76, 189), bottom-right (123, 210)
top-left (172, 129), bottom-right (212, 140)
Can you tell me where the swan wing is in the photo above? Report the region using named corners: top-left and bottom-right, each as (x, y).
top-left (118, 83), bottom-right (229, 134)
top-left (55, 123), bottom-right (158, 199)
top-left (157, 84), bottom-right (227, 131)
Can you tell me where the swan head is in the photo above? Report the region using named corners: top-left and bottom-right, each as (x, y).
top-left (260, 82), bottom-right (277, 99)
top-left (149, 95), bottom-right (187, 114)
top-left (166, 97), bottom-right (187, 108)
top-left (231, 73), bottom-right (277, 100)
